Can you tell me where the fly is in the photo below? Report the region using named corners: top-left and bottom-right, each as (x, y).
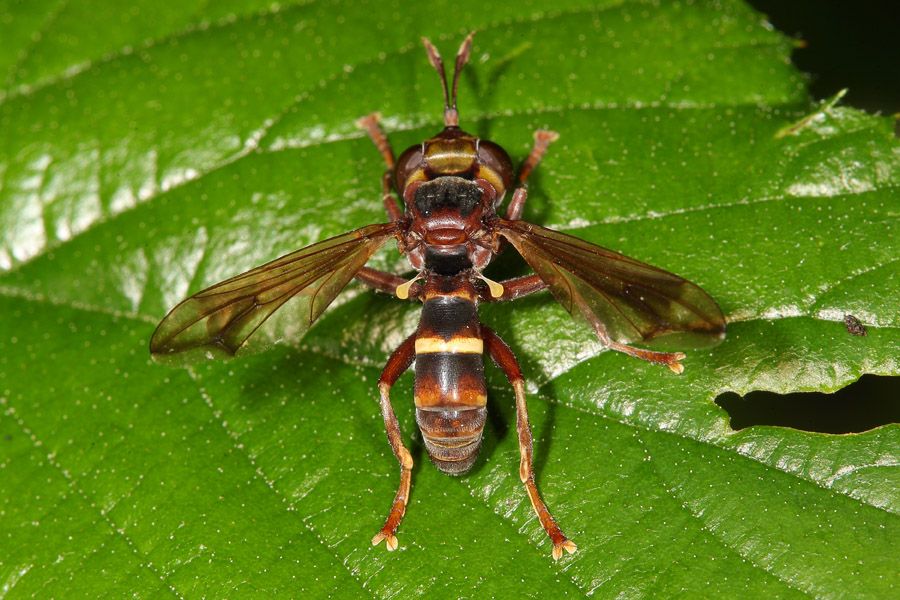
top-left (150, 34), bottom-right (726, 560)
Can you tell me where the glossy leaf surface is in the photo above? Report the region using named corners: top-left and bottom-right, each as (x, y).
top-left (1, 1), bottom-right (898, 598)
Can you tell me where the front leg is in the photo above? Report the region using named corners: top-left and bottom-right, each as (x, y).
top-left (356, 112), bottom-right (396, 169)
top-left (372, 333), bottom-right (417, 551)
top-left (505, 129), bottom-right (559, 220)
top-left (356, 113), bottom-right (404, 222)
top-left (477, 273), bottom-right (547, 303)
top-left (481, 325), bottom-right (577, 561)
top-left (492, 130), bottom-right (558, 256)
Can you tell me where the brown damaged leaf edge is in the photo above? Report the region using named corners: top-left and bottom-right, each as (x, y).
top-left (150, 33), bottom-right (726, 561)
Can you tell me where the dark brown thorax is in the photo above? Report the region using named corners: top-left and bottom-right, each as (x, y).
top-left (394, 128), bottom-right (514, 275)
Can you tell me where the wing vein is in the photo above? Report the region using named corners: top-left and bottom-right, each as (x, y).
top-left (150, 224), bottom-right (398, 362)
top-left (498, 220), bottom-right (725, 348)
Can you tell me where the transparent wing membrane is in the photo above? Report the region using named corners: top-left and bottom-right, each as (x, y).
top-left (499, 220), bottom-right (726, 349)
top-left (150, 224), bottom-right (399, 364)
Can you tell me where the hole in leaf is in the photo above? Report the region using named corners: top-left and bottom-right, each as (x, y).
top-left (716, 375), bottom-right (900, 434)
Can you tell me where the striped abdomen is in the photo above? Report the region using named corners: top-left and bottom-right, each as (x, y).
top-left (414, 290), bottom-right (486, 475)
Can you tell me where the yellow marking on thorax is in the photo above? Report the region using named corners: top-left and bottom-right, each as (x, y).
top-left (421, 287), bottom-right (477, 302)
top-left (415, 337), bottom-right (484, 354)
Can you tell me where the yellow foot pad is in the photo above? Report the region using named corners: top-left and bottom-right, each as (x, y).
top-left (372, 532), bottom-right (399, 551)
top-left (668, 353), bottom-right (687, 374)
top-left (551, 539), bottom-right (578, 561)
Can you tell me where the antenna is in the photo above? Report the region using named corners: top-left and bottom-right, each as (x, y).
top-left (421, 32), bottom-right (475, 127)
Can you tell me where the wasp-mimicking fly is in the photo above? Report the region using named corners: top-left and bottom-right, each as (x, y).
top-left (151, 34), bottom-right (726, 560)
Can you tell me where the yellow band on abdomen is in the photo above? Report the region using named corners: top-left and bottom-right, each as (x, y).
top-left (415, 337), bottom-right (484, 354)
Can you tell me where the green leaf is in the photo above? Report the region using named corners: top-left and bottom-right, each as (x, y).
top-left (2, 1), bottom-right (898, 598)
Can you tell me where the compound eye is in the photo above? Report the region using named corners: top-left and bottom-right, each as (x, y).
top-left (395, 144), bottom-right (424, 191)
top-left (476, 140), bottom-right (514, 195)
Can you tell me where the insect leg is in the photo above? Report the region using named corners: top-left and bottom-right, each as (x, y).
top-left (594, 328), bottom-right (686, 374)
top-left (506, 130), bottom-right (559, 220)
top-left (356, 112), bottom-right (396, 169)
top-left (481, 325), bottom-right (577, 561)
top-left (477, 273), bottom-right (547, 302)
top-left (381, 171), bottom-right (403, 222)
top-left (356, 113), bottom-right (404, 221)
top-left (372, 333), bottom-right (417, 551)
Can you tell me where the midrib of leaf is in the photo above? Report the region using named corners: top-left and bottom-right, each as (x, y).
top-left (2, 242), bottom-right (897, 597)
top-left (186, 347), bottom-right (590, 596)
top-left (199, 358), bottom-right (724, 596)
top-left (220, 329), bottom-right (899, 596)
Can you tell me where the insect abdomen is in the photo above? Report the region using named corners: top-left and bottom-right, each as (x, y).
top-left (414, 294), bottom-right (486, 475)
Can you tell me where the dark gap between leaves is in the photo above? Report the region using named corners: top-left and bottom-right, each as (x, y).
top-left (746, 0), bottom-right (900, 116)
top-left (716, 374), bottom-right (900, 434)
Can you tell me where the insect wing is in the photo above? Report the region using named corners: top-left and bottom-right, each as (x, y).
top-left (498, 220), bottom-right (725, 349)
top-left (150, 223), bottom-right (399, 363)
